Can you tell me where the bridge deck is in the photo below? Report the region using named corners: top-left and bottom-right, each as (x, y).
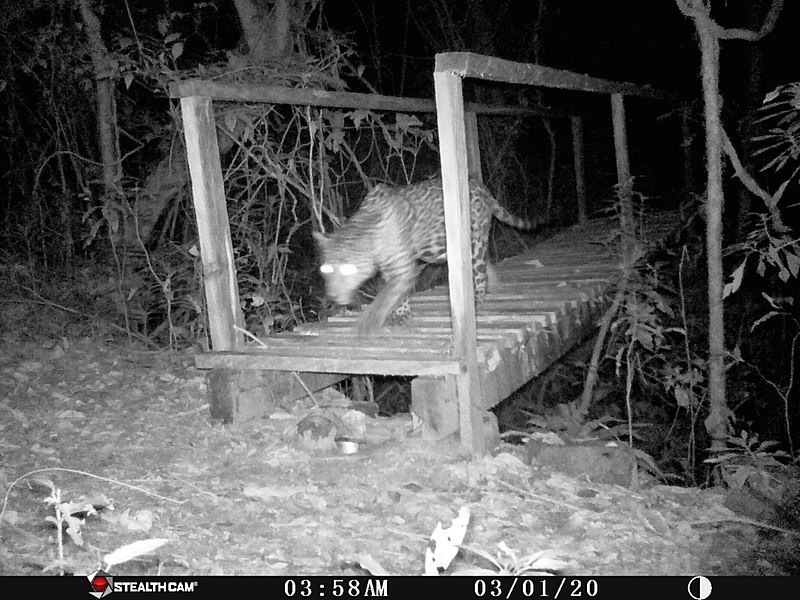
top-left (196, 212), bottom-right (678, 434)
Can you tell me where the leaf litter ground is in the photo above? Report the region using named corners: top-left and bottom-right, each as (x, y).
top-left (0, 338), bottom-right (790, 575)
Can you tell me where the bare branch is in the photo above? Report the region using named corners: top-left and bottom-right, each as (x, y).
top-left (676, 0), bottom-right (785, 41)
top-left (722, 129), bottom-right (773, 207)
top-left (721, 128), bottom-right (789, 231)
top-left (715, 0), bottom-right (785, 41)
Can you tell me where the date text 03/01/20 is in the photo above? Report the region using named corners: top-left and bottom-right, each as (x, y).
top-left (278, 577), bottom-right (603, 599)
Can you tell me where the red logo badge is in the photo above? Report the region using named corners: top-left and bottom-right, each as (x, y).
top-left (87, 569), bottom-right (113, 598)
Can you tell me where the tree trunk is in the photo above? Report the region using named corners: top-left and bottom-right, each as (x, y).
top-left (694, 11), bottom-right (731, 449)
top-left (677, 0), bottom-right (785, 448)
top-left (76, 0), bottom-right (120, 202)
top-left (233, 0), bottom-right (310, 60)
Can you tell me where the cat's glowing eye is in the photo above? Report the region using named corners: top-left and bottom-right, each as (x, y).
top-left (320, 264), bottom-right (334, 274)
top-left (339, 264), bottom-right (358, 276)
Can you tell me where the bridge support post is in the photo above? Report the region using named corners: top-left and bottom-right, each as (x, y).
top-left (411, 375), bottom-right (459, 438)
top-left (207, 369), bottom-right (344, 425)
top-left (411, 375), bottom-right (500, 450)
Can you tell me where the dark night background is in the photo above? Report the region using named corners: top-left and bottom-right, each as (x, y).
top-left (0, 0), bottom-right (799, 576)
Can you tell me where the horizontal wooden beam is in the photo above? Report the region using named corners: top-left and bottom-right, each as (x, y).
top-left (435, 52), bottom-right (680, 101)
top-left (168, 79), bottom-right (569, 118)
top-left (297, 322), bottom-right (534, 342)
top-left (195, 350), bottom-right (462, 377)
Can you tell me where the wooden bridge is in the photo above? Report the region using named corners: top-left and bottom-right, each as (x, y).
top-left (173, 52), bottom-right (686, 455)
top-left (195, 211), bottom-right (678, 442)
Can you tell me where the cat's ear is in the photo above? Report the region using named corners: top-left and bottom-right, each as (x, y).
top-left (312, 231), bottom-right (327, 248)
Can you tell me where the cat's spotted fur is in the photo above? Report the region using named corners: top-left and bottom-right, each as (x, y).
top-left (313, 177), bottom-right (537, 334)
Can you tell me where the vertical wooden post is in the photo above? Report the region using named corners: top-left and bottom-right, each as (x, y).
top-left (464, 111), bottom-right (483, 182)
top-left (610, 93), bottom-right (634, 260)
top-left (571, 115), bottom-right (587, 224)
top-left (433, 70), bottom-right (485, 456)
top-left (681, 103), bottom-right (694, 197)
top-left (180, 96), bottom-right (244, 351)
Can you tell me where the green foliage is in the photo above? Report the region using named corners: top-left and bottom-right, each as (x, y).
top-left (610, 247), bottom-right (706, 405)
top-left (1, 467), bottom-right (180, 575)
top-left (752, 82), bottom-right (800, 179)
top-left (464, 544), bottom-right (565, 576)
top-left (1, 4), bottom-right (94, 261)
top-left (41, 480), bottom-right (99, 574)
top-left (578, 188), bottom-right (711, 482)
top-left (724, 212), bottom-right (800, 298)
top-left (718, 82), bottom-right (800, 462)
top-left (600, 221), bottom-right (797, 483)
top-left (587, 80), bottom-right (800, 484)
top-left (704, 432), bottom-right (791, 492)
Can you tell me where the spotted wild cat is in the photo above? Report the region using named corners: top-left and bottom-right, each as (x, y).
top-left (313, 177), bottom-right (538, 334)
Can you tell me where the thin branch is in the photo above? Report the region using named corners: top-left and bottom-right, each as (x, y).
top-left (721, 128), bottom-right (789, 231)
top-left (676, 0), bottom-right (785, 41)
top-left (578, 286), bottom-right (624, 417)
top-left (721, 129), bottom-right (773, 207)
top-left (690, 516), bottom-right (800, 536)
top-left (713, 0), bottom-right (785, 41)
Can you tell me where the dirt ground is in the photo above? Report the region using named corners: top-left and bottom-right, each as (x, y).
top-left (0, 337), bottom-right (796, 576)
